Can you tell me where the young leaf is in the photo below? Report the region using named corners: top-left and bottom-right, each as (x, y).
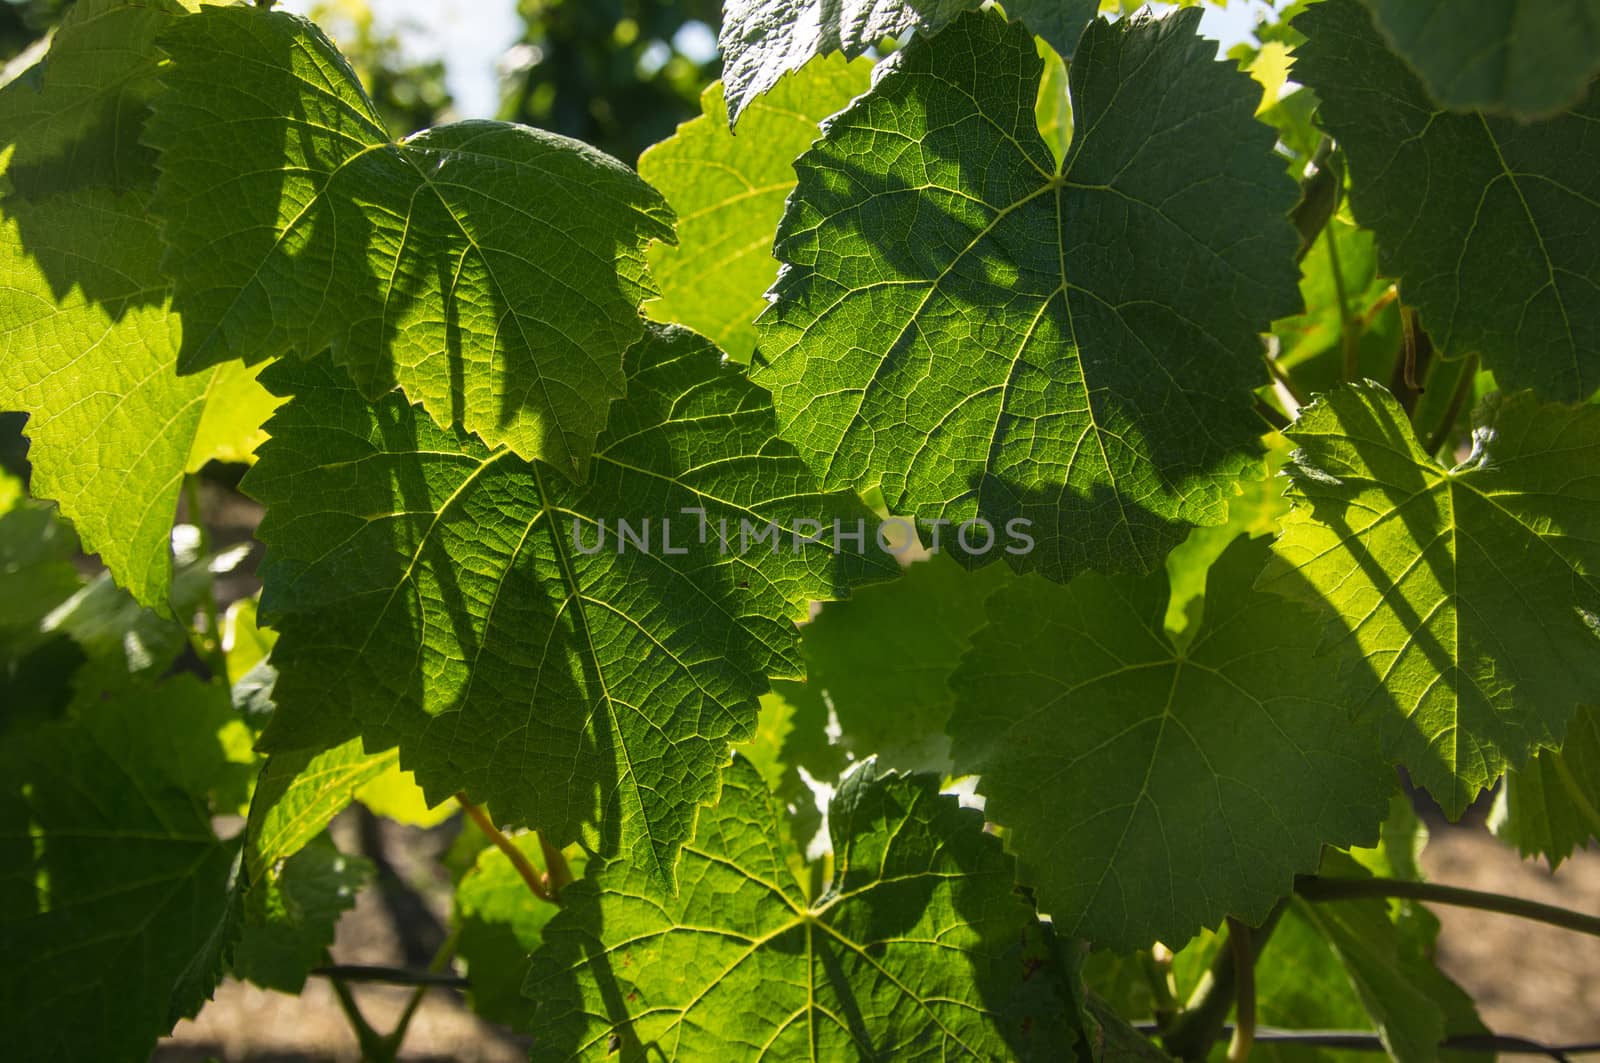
top-left (526, 756), bottom-right (1079, 1059)
top-left (1294, 0), bottom-right (1600, 401)
top-left (0, 682), bottom-right (241, 1062)
top-left (756, 10), bottom-right (1301, 582)
top-left (1260, 385), bottom-right (1600, 816)
top-left (247, 325), bottom-right (895, 883)
top-left (146, 4), bottom-right (675, 477)
top-left (948, 535), bottom-right (1393, 949)
top-left (245, 740), bottom-right (398, 882)
top-left (1492, 704), bottom-right (1600, 869)
top-left (638, 56), bottom-right (873, 362)
top-left (1361, 0), bottom-right (1600, 119)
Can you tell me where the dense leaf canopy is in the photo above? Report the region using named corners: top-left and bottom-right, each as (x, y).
top-left (249, 326), bottom-right (893, 882)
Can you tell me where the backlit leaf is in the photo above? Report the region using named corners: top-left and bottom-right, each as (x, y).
top-left (1260, 384), bottom-right (1600, 815)
top-left (526, 756), bottom-right (1079, 1059)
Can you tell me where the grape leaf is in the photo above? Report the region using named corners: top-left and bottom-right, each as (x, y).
top-left (1491, 704), bottom-right (1600, 869)
top-left (0, 0), bottom-right (280, 608)
top-left (1294, 0), bottom-right (1600, 402)
top-left (232, 834), bottom-right (371, 994)
top-left (1259, 384), bottom-right (1600, 816)
top-left (455, 834), bottom-right (585, 1029)
top-left (756, 10), bottom-right (1301, 581)
top-left (0, 0), bottom-right (191, 200)
top-left (789, 551), bottom-right (1010, 774)
top-left (247, 325), bottom-right (894, 882)
top-left (526, 756), bottom-right (1080, 1060)
top-left (0, 190), bottom-right (279, 609)
top-left (717, 0), bottom-right (1098, 124)
top-left (146, 4), bottom-right (675, 478)
top-left (948, 535), bottom-right (1392, 949)
top-left (0, 681), bottom-right (240, 1062)
top-left (639, 56), bottom-right (873, 362)
top-left (1362, 0), bottom-right (1600, 119)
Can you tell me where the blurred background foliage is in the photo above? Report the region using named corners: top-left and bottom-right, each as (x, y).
top-left (499, 0), bottom-right (722, 164)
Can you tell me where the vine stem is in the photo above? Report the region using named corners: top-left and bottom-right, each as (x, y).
top-left (1422, 353), bottom-right (1478, 456)
top-left (324, 951), bottom-right (389, 1061)
top-left (458, 794), bottom-right (554, 904)
top-left (1263, 353), bottom-right (1309, 411)
top-left (311, 965), bottom-right (467, 988)
top-left (1295, 875), bottom-right (1600, 938)
top-left (1161, 901), bottom-right (1288, 1061)
top-left (1225, 917), bottom-right (1255, 1063)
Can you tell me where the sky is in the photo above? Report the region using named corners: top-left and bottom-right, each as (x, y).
top-left (279, 0), bottom-right (1278, 122)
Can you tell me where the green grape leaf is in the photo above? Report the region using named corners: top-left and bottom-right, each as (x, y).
top-left (526, 756), bottom-right (1079, 1060)
top-left (1260, 384), bottom-right (1600, 816)
top-left (0, 681), bottom-right (240, 1062)
top-left (790, 551), bottom-right (1011, 774)
top-left (248, 325), bottom-right (894, 882)
top-left (949, 535), bottom-right (1392, 949)
top-left (639, 57), bottom-right (873, 362)
top-left (756, 10), bottom-right (1301, 581)
top-left (1361, 0), bottom-right (1600, 119)
top-left (0, 190), bottom-right (278, 609)
top-left (1294, 0), bottom-right (1600, 401)
top-left (1492, 704), bottom-right (1600, 869)
top-left (245, 740), bottom-right (398, 882)
top-left (232, 834), bottom-right (372, 993)
top-left (146, 5), bottom-right (675, 477)
top-left (455, 835), bottom-right (586, 1029)
top-left (717, 0), bottom-right (1098, 124)
top-left (0, 0), bottom-right (191, 200)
